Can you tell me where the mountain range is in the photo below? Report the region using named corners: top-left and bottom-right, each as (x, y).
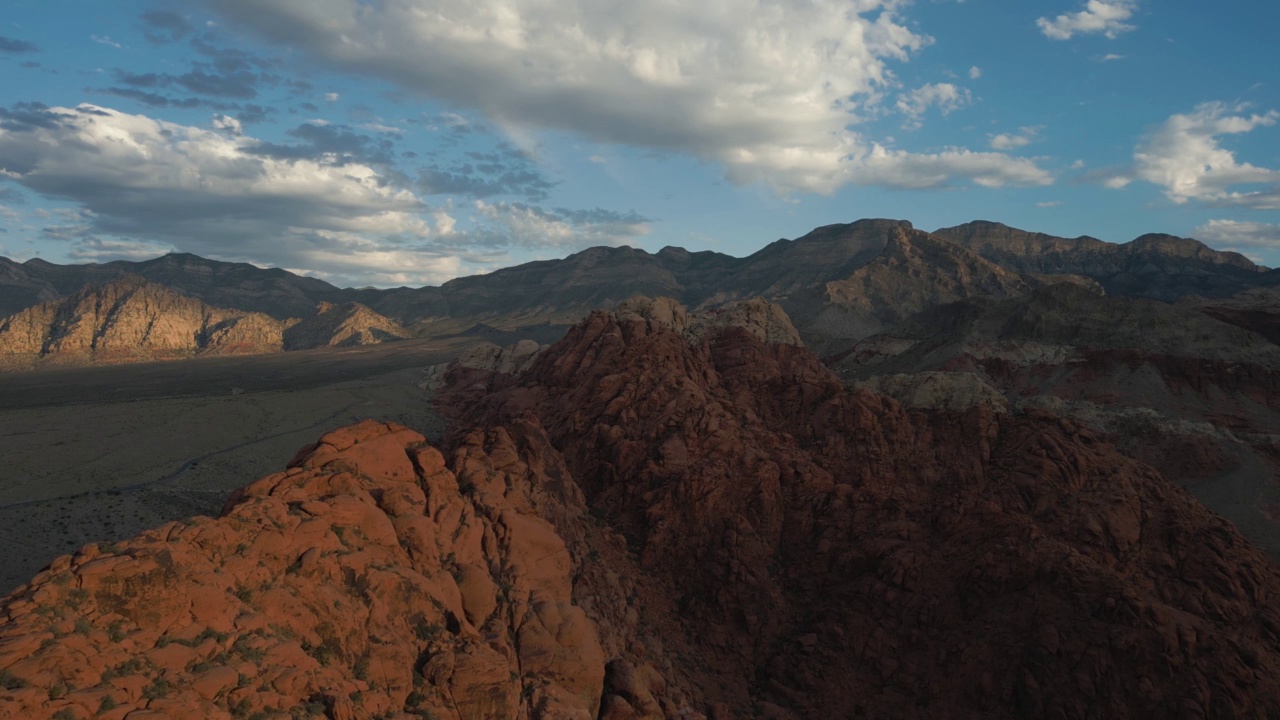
top-left (1, 219), bottom-right (1273, 369)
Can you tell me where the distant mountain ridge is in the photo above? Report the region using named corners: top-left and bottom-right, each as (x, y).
top-left (0, 253), bottom-right (347, 320)
top-left (935, 220), bottom-right (1268, 300)
top-left (0, 277), bottom-right (411, 370)
top-left (0, 218), bottom-right (1272, 367)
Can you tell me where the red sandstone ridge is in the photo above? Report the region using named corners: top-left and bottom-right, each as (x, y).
top-left (440, 296), bottom-right (1280, 718)
top-left (0, 420), bottom-right (610, 720)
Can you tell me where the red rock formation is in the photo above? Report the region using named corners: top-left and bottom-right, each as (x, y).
top-left (443, 298), bottom-right (1280, 718)
top-left (0, 420), bottom-right (606, 720)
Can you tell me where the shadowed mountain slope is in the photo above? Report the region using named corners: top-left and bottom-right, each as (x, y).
top-left (935, 220), bottom-right (1267, 300)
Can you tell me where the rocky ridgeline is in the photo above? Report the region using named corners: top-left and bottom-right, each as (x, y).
top-left (0, 279), bottom-right (412, 370)
top-left (5, 298), bottom-right (1280, 718)
top-left (0, 276), bottom-right (288, 368)
top-left (282, 302), bottom-right (412, 351)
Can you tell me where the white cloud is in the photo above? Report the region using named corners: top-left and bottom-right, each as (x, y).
top-left (1192, 219), bottom-right (1280, 249)
top-left (0, 103), bottom-right (459, 285)
top-left (1037, 1), bottom-right (1138, 40)
top-left (1035, 200), bottom-right (1063, 208)
top-left (324, 92), bottom-right (339, 103)
top-left (91, 35), bottom-right (123, 49)
top-left (968, 66), bottom-right (982, 79)
top-left (896, 83), bottom-right (971, 130)
top-left (1122, 102), bottom-right (1280, 208)
top-left (1100, 53), bottom-right (1126, 61)
top-left (847, 145), bottom-right (1053, 189)
top-left (205, 0), bottom-right (1040, 193)
top-left (989, 134), bottom-right (1029, 150)
top-left (989, 126), bottom-right (1040, 151)
top-left (211, 114), bottom-right (243, 135)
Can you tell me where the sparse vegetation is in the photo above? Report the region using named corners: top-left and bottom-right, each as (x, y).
top-left (100, 657), bottom-right (147, 681)
top-left (232, 634), bottom-right (266, 664)
top-left (0, 669), bottom-right (27, 690)
top-left (142, 677), bottom-right (172, 700)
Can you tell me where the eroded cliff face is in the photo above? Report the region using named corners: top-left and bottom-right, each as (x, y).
top-left (5, 298), bottom-right (1280, 719)
top-left (0, 282), bottom-right (415, 370)
top-left (0, 276), bottom-right (288, 369)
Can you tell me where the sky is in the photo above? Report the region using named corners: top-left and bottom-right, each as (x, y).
top-left (0, 0), bottom-right (1278, 288)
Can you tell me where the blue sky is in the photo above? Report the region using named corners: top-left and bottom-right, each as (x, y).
top-left (0, 0), bottom-right (1277, 287)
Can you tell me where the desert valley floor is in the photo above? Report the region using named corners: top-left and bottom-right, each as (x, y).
top-left (0, 338), bottom-right (468, 593)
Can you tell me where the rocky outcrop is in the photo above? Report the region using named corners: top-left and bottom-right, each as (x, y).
top-left (419, 339), bottom-right (547, 391)
top-left (0, 420), bottom-right (606, 720)
top-left (0, 276), bottom-right (288, 368)
top-left (282, 302), bottom-right (412, 350)
top-left (616, 295), bottom-right (803, 347)
top-left (439, 298), bottom-right (1280, 718)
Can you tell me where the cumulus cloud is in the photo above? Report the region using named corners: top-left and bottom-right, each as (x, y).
top-left (896, 83), bottom-right (971, 130)
top-left (0, 103), bottom-right (654, 285)
top-left (1113, 102), bottom-right (1280, 208)
top-left (0, 103), bottom-right (452, 284)
top-left (201, 0), bottom-right (1056, 193)
top-left (990, 134), bottom-right (1029, 151)
top-left (1192, 219), bottom-right (1280, 250)
top-left (968, 66), bottom-right (982, 79)
top-left (989, 127), bottom-right (1040, 151)
top-left (211, 113), bottom-right (243, 134)
top-left (1037, 0), bottom-right (1138, 40)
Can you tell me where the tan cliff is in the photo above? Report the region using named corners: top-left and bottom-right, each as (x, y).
top-left (0, 280), bottom-right (413, 370)
top-left (0, 276), bottom-right (289, 369)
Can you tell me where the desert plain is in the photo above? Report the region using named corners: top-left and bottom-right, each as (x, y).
top-left (0, 337), bottom-right (476, 593)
